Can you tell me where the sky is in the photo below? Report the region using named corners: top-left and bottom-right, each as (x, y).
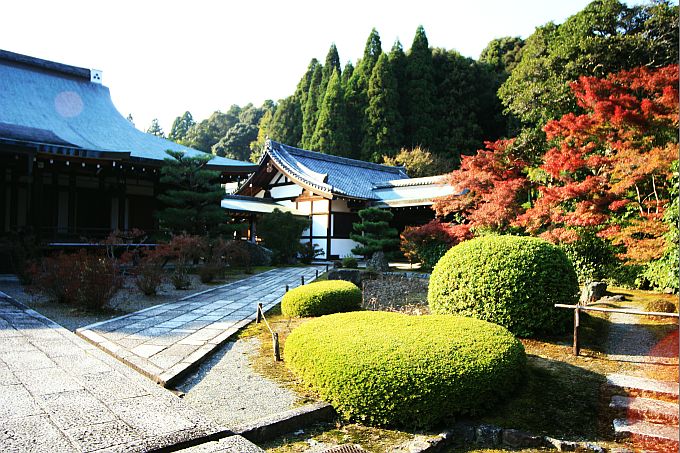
top-left (2, 0), bottom-right (652, 133)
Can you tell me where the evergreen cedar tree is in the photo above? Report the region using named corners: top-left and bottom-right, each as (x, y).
top-left (434, 64), bottom-right (679, 268)
top-left (146, 118), bottom-right (165, 138)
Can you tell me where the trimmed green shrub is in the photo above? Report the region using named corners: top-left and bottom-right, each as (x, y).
top-left (341, 256), bottom-right (358, 269)
top-left (281, 280), bottom-right (361, 317)
top-left (284, 311), bottom-right (526, 428)
top-left (428, 235), bottom-right (577, 337)
top-left (644, 299), bottom-right (678, 314)
top-left (559, 231), bottom-right (618, 284)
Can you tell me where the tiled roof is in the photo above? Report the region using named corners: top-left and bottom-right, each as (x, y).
top-left (266, 140), bottom-right (409, 199)
top-left (0, 49), bottom-right (256, 172)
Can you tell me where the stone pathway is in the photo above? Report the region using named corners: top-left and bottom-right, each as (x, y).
top-left (0, 292), bottom-right (237, 452)
top-left (77, 266), bottom-right (323, 387)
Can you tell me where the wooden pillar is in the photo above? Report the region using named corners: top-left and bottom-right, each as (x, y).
top-left (9, 166), bottom-right (18, 231)
top-left (67, 172), bottom-right (76, 234)
top-left (249, 214), bottom-right (256, 243)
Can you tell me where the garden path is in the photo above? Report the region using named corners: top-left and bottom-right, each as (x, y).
top-left (0, 291), bottom-right (266, 452)
top-left (77, 266), bottom-right (323, 388)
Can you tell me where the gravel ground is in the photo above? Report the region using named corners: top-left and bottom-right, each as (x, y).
top-left (175, 338), bottom-right (298, 428)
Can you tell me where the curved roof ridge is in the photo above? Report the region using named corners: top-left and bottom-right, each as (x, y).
top-left (266, 140), bottom-right (336, 195)
top-left (270, 140), bottom-right (408, 176)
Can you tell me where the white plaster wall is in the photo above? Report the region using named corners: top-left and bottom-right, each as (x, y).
top-left (331, 238), bottom-right (360, 258)
top-left (270, 184), bottom-right (303, 199)
top-left (311, 214), bottom-right (328, 237)
top-left (330, 199), bottom-right (352, 213)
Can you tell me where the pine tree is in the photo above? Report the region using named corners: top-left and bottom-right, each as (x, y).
top-left (404, 26), bottom-right (435, 148)
top-left (345, 29), bottom-right (383, 158)
top-left (168, 111), bottom-right (195, 144)
top-left (350, 207), bottom-right (399, 257)
top-left (146, 118), bottom-right (165, 137)
top-left (156, 150), bottom-right (229, 237)
top-left (310, 70), bottom-right (350, 155)
top-left (363, 53), bottom-right (402, 161)
top-left (301, 65), bottom-right (323, 149)
top-left (294, 59), bottom-right (321, 124)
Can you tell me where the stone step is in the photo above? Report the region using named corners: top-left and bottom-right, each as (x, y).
top-left (610, 395), bottom-right (679, 425)
top-left (606, 374), bottom-right (679, 402)
top-left (613, 419), bottom-right (679, 451)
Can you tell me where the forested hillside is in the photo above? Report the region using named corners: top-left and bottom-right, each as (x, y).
top-left (159, 0), bottom-right (677, 176)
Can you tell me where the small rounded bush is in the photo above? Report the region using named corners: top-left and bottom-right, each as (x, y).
top-left (645, 299), bottom-right (678, 314)
top-left (285, 311), bottom-right (526, 428)
top-left (281, 280), bottom-right (361, 317)
top-left (428, 235), bottom-right (578, 337)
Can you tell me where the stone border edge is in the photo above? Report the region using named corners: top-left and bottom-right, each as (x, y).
top-left (233, 402), bottom-right (337, 444)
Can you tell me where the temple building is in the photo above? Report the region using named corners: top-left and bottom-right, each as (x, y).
top-left (227, 140), bottom-right (456, 260)
top-left (0, 49), bottom-right (255, 241)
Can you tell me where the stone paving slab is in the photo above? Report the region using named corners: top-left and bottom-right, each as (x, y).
top-left (0, 293), bottom-right (230, 453)
top-left (77, 266), bottom-right (323, 387)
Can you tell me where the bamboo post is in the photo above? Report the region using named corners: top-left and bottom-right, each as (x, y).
top-left (272, 332), bottom-right (281, 361)
top-left (256, 303), bottom-right (263, 323)
top-left (573, 305), bottom-right (580, 356)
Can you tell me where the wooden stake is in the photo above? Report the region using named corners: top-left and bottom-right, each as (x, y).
top-left (256, 303), bottom-right (263, 323)
top-left (573, 306), bottom-right (580, 356)
top-left (273, 332), bottom-right (281, 361)
top-left (301, 276), bottom-right (305, 285)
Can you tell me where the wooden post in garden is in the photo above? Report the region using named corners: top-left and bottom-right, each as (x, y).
top-left (301, 276), bottom-right (305, 285)
top-left (272, 332), bottom-right (281, 361)
top-left (316, 269), bottom-right (319, 278)
top-left (256, 303), bottom-right (263, 323)
top-left (285, 284), bottom-right (289, 292)
top-left (325, 264), bottom-right (329, 272)
top-left (573, 305), bottom-right (580, 356)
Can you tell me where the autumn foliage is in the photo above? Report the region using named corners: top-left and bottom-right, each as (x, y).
top-left (418, 65), bottom-right (678, 281)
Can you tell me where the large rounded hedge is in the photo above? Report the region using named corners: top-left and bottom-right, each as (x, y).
top-left (281, 280), bottom-right (361, 317)
top-left (428, 235), bottom-right (578, 337)
top-left (284, 311), bottom-right (526, 428)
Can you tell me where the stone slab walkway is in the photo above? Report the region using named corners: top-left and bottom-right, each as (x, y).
top-left (0, 292), bottom-right (230, 452)
top-left (77, 266), bottom-right (323, 387)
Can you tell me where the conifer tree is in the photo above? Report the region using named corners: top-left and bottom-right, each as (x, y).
top-left (157, 151), bottom-right (229, 237)
top-left (294, 59), bottom-right (321, 124)
top-left (310, 70), bottom-right (350, 155)
top-left (363, 53), bottom-right (402, 161)
top-left (268, 96), bottom-right (302, 146)
top-left (146, 118), bottom-right (165, 138)
top-left (345, 29), bottom-right (383, 157)
top-left (388, 40), bottom-right (409, 132)
top-left (341, 61), bottom-right (354, 86)
top-left (301, 65), bottom-right (323, 149)
top-left (168, 111), bottom-right (195, 144)
top-left (320, 44), bottom-right (341, 98)
top-left (350, 207), bottom-right (399, 258)
top-left (404, 26), bottom-right (435, 148)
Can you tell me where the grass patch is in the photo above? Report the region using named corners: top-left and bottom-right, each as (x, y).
top-left (261, 421), bottom-right (413, 453)
top-left (250, 285), bottom-right (677, 451)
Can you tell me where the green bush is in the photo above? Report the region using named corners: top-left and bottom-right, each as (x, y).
top-left (341, 256), bottom-right (358, 269)
top-left (644, 299), bottom-right (678, 314)
top-left (428, 235), bottom-right (577, 337)
top-left (281, 280), bottom-right (361, 317)
top-left (284, 311), bottom-right (526, 428)
top-left (258, 209), bottom-right (309, 264)
top-left (560, 231), bottom-right (618, 284)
